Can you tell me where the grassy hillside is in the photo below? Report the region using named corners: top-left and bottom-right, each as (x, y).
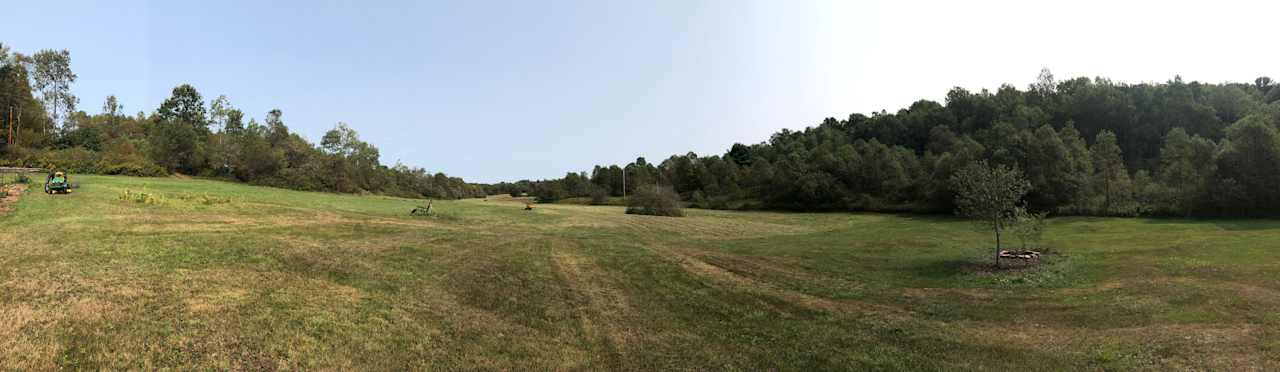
top-left (0, 175), bottom-right (1276, 370)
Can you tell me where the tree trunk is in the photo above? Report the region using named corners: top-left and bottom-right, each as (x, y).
top-left (993, 215), bottom-right (1002, 267)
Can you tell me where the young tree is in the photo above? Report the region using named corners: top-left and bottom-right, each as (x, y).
top-left (102, 95), bottom-right (122, 121)
top-left (1010, 206), bottom-right (1048, 250)
top-left (208, 95), bottom-right (232, 132)
top-left (950, 161), bottom-right (1032, 265)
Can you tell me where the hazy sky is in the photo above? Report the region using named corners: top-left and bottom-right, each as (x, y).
top-left (4, 0), bottom-right (1277, 182)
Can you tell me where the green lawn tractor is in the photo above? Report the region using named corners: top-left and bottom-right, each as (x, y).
top-left (44, 171), bottom-right (73, 194)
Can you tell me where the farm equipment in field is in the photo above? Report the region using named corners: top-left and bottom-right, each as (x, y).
top-left (44, 171), bottom-right (72, 194)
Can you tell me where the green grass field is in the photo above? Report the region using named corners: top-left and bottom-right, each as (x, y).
top-left (0, 174), bottom-right (1276, 370)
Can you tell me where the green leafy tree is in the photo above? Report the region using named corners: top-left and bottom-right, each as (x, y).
top-left (156, 84), bottom-right (208, 134)
top-left (951, 161), bottom-right (1031, 265)
top-left (1090, 130), bottom-right (1132, 215)
top-left (1010, 206), bottom-right (1048, 250)
top-left (28, 49), bottom-right (78, 133)
top-left (1157, 128), bottom-right (1217, 216)
top-left (1216, 113), bottom-right (1280, 214)
top-left (147, 118), bottom-right (198, 172)
top-left (102, 95), bottom-right (122, 134)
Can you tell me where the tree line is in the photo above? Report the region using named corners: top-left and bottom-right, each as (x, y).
top-left (496, 70), bottom-right (1280, 217)
top-left (0, 43), bottom-right (483, 199)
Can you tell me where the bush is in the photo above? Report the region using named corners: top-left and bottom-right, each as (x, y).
top-left (626, 186), bottom-right (684, 217)
top-left (36, 147), bottom-right (101, 173)
top-left (100, 161), bottom-right (168, 177)
top-left (533, 183), bottom-right (565, 203)
top-left (589, 187), bottom-right (609, 205)
top-left (119, 189), bottom-right (164, 205)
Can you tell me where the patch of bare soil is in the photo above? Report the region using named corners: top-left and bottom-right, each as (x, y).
top-left (0, 184), bottom-right (27, 214)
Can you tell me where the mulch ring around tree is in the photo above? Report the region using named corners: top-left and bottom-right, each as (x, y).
top-left (0, 184), bottom-right (27, 214)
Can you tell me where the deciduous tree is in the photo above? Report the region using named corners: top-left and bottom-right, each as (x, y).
top-left (951, 161), bottom-right (1031, 265)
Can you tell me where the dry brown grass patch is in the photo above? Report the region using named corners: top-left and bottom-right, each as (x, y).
top-left (552, 249), bottom-right (637, 353)
top-left (651, 246), bottom-right (899, 317)
top-left (0, 184), bottom-right (26, 214)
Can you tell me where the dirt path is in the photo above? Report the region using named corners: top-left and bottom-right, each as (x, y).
top-left (0, 184), bottom-right (27, 214)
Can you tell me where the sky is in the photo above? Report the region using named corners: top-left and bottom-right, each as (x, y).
top-left (3, 0), bottom-right (1278, 183)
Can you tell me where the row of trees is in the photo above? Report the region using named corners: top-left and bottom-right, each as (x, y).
top-left (0, 43), bottom-right (482, 199)
top-left (507, 70), bottom-right (1280, 217)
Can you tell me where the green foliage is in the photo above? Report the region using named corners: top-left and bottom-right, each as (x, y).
top-left (625, 186), bottom-right (684, 217)
top-left (950, 160), bottom-right (1031, 260)
top-left (146, 118), bottom-right (200, 173)
top-left (588, 187), bottom-right (608, 205)
top-left (1010, 207), bottom-right (1048, 250)
top-left (1090, 130), bottom-right (1135, 215)
top-left (518, 74), bottom-right (1280, 218)
top-left (29, 49), bottom-right (78, 130)
top-left (155, 84), bottom-right (208, 132)
top-left (118, 189), bottom-right (163, 205)
top-left (2, 44), bottom-right (484, 201)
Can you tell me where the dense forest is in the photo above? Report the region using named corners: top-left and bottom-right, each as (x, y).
top-left (494, 70), bottom-right (1280, 217)
top-left (0, 43), bottom-right (484, 199)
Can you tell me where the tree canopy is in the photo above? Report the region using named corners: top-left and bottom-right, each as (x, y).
top-left (506, 71), bottom-right (1280, 218)
top-left (0, 44), bottom-right (483, 200)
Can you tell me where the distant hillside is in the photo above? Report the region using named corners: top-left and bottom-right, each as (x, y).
top-left (495, 72), bottom-right (1280, 217)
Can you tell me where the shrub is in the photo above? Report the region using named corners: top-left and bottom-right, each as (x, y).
top-left (174, 192), bottom-right (233, 206)
top-left (533, 183), bottom-right (565, 203)
top-left (36, 147), bottom-right (101, 174)
top-left (1010, 206), bottom-right (1048, 250)
top-left (100, 161), bottom-right (168, 177)
top-left (626, 186), bottom-right (684, 217)
top-left (119, 189), bottom-right (164, 205)
top-left (589, 187), bottom-right (609, 205)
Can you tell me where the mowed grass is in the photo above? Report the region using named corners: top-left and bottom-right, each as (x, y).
top-left (0, 174), bottom-right (1277, 370)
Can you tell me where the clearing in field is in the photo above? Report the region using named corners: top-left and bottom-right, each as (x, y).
top-left (0, 174), bottom-right (1276, 370)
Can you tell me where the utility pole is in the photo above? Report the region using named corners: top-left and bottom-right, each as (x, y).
top-left (7, 107), bottom-right (12, 145)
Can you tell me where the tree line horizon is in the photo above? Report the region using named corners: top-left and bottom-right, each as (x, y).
top-left (0, 43), bottom-right (483, 199)
top-left (5, 42), bottom-right (1280, 217)
top-left (494, 70), bottom-right (1280, 218)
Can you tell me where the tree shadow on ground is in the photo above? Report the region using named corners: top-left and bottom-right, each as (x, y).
top-left (908, 257), bottom-right (1042, 281)
top-left (1141, 218), bottom-right (1280, 231)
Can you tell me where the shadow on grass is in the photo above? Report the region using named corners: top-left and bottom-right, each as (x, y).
top-left (1140, 217), bottom-right (1280, 231)
top-left (909, 258), bottom-right (1044, 280)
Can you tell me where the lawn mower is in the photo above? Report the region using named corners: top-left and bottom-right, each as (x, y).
top-left (44, 171), bottom-right (72, 194)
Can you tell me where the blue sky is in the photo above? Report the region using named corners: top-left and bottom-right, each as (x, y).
top-left (4, 0), bottom-right (1277, 182)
